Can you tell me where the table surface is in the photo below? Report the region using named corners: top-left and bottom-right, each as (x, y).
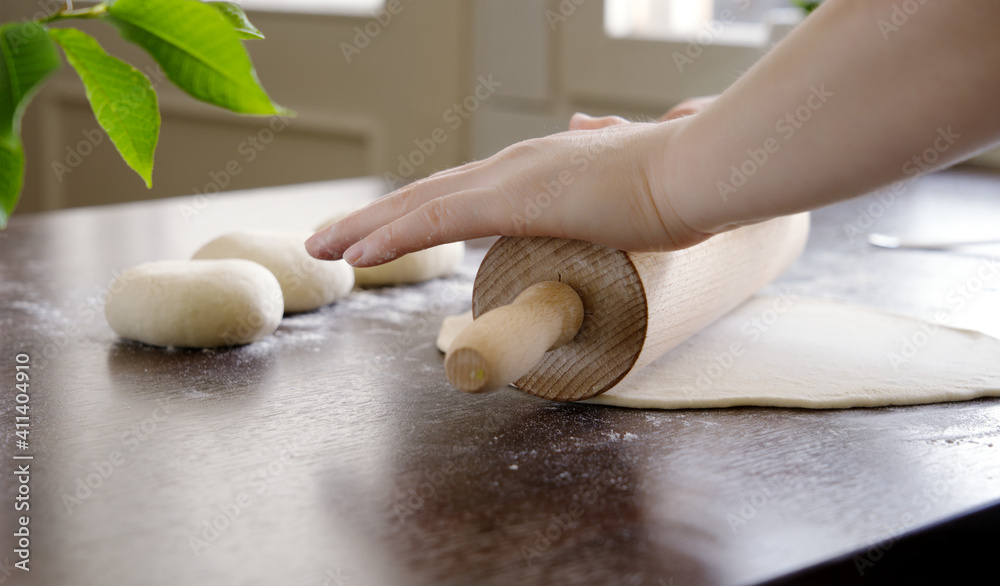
top-left (1, 170), bottom-right (999, 586)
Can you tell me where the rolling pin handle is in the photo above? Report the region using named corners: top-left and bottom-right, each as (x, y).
top-left (444, 281), bottom-right (584, 393)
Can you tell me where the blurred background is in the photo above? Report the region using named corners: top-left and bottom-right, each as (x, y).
top-left (3, 0), bottom-right (999, 214)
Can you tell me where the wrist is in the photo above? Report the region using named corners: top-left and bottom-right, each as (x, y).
top-left (642, 117), bottom-right (716, 248)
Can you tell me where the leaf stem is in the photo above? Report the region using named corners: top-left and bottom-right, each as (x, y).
top-left (39, 3), bottom-right (108, 24)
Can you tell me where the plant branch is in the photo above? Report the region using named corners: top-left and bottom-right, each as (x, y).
top-left (39, 3), bottom-right (108, 25)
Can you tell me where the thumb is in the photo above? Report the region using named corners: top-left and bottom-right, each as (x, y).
top-left (569, 112), bottom-right (631, 131)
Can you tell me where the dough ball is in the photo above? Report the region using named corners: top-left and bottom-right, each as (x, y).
top-left (354, 242), bottom-right (465, 287)
top-left (105, 259), bottom-right (283, 348)
top-left (436, 310), bottom-right (473, 353)
top-left (316, 213), bottom-right (465, 286)
top-left (193, 230), bottom-right (354, 313)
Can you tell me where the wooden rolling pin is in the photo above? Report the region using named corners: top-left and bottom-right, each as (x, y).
top-left (444, 213), bottom-right (811, 401)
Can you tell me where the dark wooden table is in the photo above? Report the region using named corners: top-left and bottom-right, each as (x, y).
top-left (1, 171), bottom-right (999, 586)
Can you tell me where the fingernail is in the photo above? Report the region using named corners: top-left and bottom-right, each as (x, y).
top-left (304, 232), bottom-right (324, 252)
top-left (343, 243), bottom-right (364, 266)
top-left (305, 232), bottom-right (336, 259)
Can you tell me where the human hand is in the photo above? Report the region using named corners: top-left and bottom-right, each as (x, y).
top-left (657, 95), bottom-right (719, 121)
top-left (305, 118), bottom-right (708, 267)
top-left (567, 95), bottom-right (719, 132)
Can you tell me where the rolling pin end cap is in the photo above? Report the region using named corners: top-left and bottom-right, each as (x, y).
top-left (445, 347), bottom-right (497, 393)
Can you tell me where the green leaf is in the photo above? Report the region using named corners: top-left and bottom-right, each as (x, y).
top-left (0, 22), bottom-right (60, 144)
top-left (50, 28), bottom-right (159, 188)
top-left (108, 0), bottom-right (285, 115)
top-left (208, 2), bottom-right (266, 40)
top-left (792, 0), bottom-right (822, 13)
top-left (0, 141), bottom-right (25, 228)
top-left (0, 22), bottom-right (61, 227)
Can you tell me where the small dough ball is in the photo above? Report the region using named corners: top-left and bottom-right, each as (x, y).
top-left (436, 310), bottom-right (473, 353)
top-left (354, 242), bottom-right (465, 287)
top-left (316, 213), bottom-right (465, 286)
top-left (105, 259), bottom-right (283, 348)
top-left (193, 230), bottom-right (354, 313)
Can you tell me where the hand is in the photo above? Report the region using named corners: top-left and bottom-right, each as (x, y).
top-left (306, 117), bottom-right (709, 267)
top-left (567, 95), bottom-right (719, 131)
top-left (657, 95), bottom-right (719, 121)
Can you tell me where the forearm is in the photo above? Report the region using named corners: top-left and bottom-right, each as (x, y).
top-left (306, 0), bottom-right (1000, 266)
top-left (664, 0), bottom-right (1000, 233)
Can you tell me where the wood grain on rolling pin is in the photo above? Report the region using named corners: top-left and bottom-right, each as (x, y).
top-left (446, 282), bottom-right (583, 393)
top-left (473, 213), bottom-right (811, 401)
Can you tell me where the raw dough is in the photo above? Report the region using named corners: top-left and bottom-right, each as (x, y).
top-left (316, 214), bottom-right (464, 286)
top-left (437, 297), bottom-right (1000, 409)
top-left (105, 259), bottom-right (283, 348)
top-left (436, 310), bottom-right (473, 353)
top-left (193, 230), bottom-right (354, 313)
top-left (592, 296), bottom-right (1000, 409)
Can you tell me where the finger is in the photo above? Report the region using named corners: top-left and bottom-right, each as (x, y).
top-left (660, 95), bottom-right (719, 121)
top-left (569, 112), bottom-right (631, 131)
top-left (341, 188), bottom-right (512, 267)
top-left (306, 164), bottom-right (490, 260)
top-left (418, 156), bottom-right (489, 183)
top-left (660, 107), bottom-right (699, 121)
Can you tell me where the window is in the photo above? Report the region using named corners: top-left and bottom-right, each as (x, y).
top-left (236, 0), bottom-right (384, 16)
top-left (605, 0), bottom-right (801, 45)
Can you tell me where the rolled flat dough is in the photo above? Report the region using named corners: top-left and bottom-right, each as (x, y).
top-left (194, 230), bottom-right (354, 313)
top-left (437, 297), bottom-right (1000, 409)
top-left (105, 259), bottom-right (283, 348)
top-left (316, 214), bottom-right (464, 286)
